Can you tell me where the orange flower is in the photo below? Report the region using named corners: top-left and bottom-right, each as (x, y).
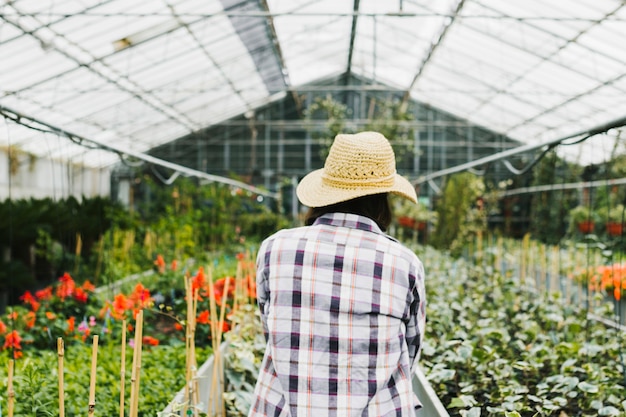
top-left (25, 312), bottom-right (36, 329)
top-left (130, 283), bottom-right (151, 308)
top-left (46, 311), bottom-right (56, 320)
top-left (174, 323), bottom-right (183, 331)
top-left (171, 260), bottom-right (178, 271)
top-left (112, 294), bottom-right (132, 319)
top-left (192, 267), bottom-right (206, 299)
top-left (7, 311), bottom-right (18, 321)
top-left (67, 316), bottom-right (76, 333)
top-left (3, 330), bottom-right (22, 350)
top-left (197, 310), bottom-right (210, 325)
top-left (0, 320), bottom-right (6, 335)
top-left (82, 280), bottom-right (96, 292)
top-left (142, 336), bottom-right (159, 346)
top-left (56, 272), bottom-right (76, 299)
top-left (213, 277), bottom-right (235, 306)
top-left (12, 350), bottom-right (23, 359)
top-left (154, 255), bottom-right (166, 273)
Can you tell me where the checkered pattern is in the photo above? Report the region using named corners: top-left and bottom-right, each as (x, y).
top-left (248, 213), bottom-right (426, 417)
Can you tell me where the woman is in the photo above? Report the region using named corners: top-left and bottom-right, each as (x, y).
top-left (249, 131), bottom-right (426, 416)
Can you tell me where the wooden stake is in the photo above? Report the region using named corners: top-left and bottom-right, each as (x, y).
top-left (8, 359), bottom-right (15, 417)
top-left (58, 338), bottom-right (65, 417)
top-left (119, 319), bottom-right (127, 417)
top-left (88, 335), bottom-right (99, 417)
top-left (129, 311), bottom-right (144, 417)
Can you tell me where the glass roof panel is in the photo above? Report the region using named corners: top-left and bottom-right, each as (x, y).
top-left (269, 0), bottom-right (352, 85)
top-left (2, 0), bottom-right (625, 168)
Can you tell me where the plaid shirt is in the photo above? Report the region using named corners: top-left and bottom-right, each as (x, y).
top-left (249, 213), bottom-right (426, 417)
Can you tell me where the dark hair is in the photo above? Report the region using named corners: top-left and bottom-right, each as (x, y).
top-left (304, 193), bottom-right (392, 231)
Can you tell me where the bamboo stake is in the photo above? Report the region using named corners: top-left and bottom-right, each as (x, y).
top-left (129, 311), bottom-right (144, 417)
top-left (58, 338), bottom-right (65, 417)
top-left (88, 335), bottom-right (99, 417)
top-left (183, 273), bottom-right (199, 416)
top-left (215, 274), bottom-right (231, 417)
top-left (206, 268), bottom-right (223, 416)
top-left (119, 319), bottom-right (127, 417)
top-left (8, 359), bottom-right (15, 417)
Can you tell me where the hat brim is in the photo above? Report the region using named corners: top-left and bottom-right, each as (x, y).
top-left (296, 169), bottom-right (418, 208)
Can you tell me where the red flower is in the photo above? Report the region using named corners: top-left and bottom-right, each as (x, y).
top-left (171, 260), bottom-right (178, 271)
top-left (236, 253), bottom-right (245, 261)
top-left (56, 272), bottom-right (76, 299)
top-left (154, 255), bottom-right (166, 273)
top-left (174, 323), bottom-right (183, 331)
top-left (3, 330), bottom-right (22, 350)
top-left (210, 320), bottom-right (230, 334)
top-left (20, 291), bottom-right (40, 312)
top-left (35, 286), bottom-right (53, 300)
top-left (12, 350), bottom-right (23, 359)
top-left (113, 294), bottom-right (131, 318)
top-left (74, 287), bottom-right (88, 303)
top-left (0, 320), bottom-right (6, 335)
top-left (197, 310), bottom-right (210, 325)
top-left (142, 336), bottom-right (159, 346)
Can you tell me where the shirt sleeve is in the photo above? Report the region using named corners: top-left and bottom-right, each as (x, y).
top-left (256, 238), bottom-right (271, 342)
top-left (406, 257), bottom-right (426, 371)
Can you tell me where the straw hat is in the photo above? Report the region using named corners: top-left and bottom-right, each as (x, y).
top-left (296, 131), bottom-right (418, 207)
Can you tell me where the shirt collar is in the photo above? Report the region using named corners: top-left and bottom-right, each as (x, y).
top-left (312, 212), bottom-right (388, 236)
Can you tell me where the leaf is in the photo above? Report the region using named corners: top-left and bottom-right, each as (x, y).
top-left (591, 400), bottom-right (603, 410)
top-left (466, 407), bottom-right (482, 417)
top-left (504, 412), bottom-right (521, 417)
top-left (449, 395), bottom-right (477, 408)
top-left (598, 406), bottom-right (621, 416)
top-left (578, 381), bottom-right (600, 393)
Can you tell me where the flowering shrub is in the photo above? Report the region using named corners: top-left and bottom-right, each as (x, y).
top-left (573, 263), bottom-right (626, 300)
top-left (0, 272), bottom-right (100, 358)
top-left (0, 253), bottom-right (255, 360)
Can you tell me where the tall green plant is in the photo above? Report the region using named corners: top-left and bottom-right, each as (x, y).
top-left (431, 172), bottom-right (486, 255)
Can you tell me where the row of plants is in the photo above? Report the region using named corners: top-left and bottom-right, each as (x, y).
top-left (418, 244), bottom-right (626, 417)
top-left (0, 177), bottom-right (290, 306)
top-left (0, 252), bottom-right (257, 415)
top-left (2, 241), bottom-right (625, 416)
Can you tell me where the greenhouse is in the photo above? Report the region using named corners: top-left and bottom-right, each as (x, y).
top-left (1, 0), bottom-right (625, 416)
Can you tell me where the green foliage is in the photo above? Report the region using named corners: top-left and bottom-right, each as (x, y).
top-left (431, 173), bottom-right (486, 255)
top-left (303, 95), bottom-right (415, 164)
top-left (222, 305), bottom-right (266, 416)
top-left (0, 342), bottom-right (211, 416)
top-left (528, 150), bottom-right (578, 244)
top-left (415, 245), bottom-right (626, 417)
top-left (304, 95), bottom-right (349, 158)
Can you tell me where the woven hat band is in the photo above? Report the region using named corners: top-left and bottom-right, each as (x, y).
top-left (321, 171), bottom-right (396, 189)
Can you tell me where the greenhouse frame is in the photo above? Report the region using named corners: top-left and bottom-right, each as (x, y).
top-left (1, 0), bottom-right (626, 416)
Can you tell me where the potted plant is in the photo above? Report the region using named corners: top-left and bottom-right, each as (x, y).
top-left (597, 204), bottom-right (625, 236)
top-left (568, 205), bottom-right (598, 234)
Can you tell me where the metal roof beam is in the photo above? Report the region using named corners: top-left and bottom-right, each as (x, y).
top-left (415, 115), bottom-right (626, 185)
top-left (345, 0), bottom-right (361, 77)
top-left (400, 0), bottom-right (467, 108)
top-left (2, 4), bottom-right (200, 132)
top-left (0, 104), bottom-right (279, 198)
